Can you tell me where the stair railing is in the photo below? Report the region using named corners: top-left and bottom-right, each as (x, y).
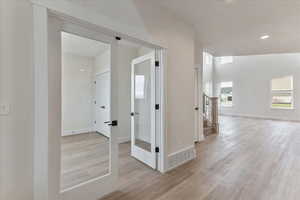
top-left (203, 93), bottom-right (219, 134)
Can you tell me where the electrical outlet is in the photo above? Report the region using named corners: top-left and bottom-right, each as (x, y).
top-left (0, 104), bottom-right (10, 115)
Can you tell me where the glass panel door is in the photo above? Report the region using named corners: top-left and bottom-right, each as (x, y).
top-left (131, 52), bottom-right (156, 169)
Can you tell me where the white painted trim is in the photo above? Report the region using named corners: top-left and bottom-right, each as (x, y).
top-left (95, 69), bottom-right (110, 77)
top-left (166, 145), bottom-right (196, 172)
top-left (158, 49), bottom-right (167, 173)
top-left (30, 0), bottom-right (165, 49)
top-left (33, 5), bottom-right (49, 200)
top-left (62, 128), bottom-right (95, 136)
top-left (194, 66), bottom-right (205, 143)
top-left (220, 113), bottom-right (300, 123)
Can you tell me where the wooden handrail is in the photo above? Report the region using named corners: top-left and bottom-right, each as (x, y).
top-left (203, 93), bottom-right (219, 134)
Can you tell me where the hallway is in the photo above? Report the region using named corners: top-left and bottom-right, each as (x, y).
top-left (102, 116), bottom-right (300, 200)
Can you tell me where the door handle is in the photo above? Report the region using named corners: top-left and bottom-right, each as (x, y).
top-left (101, 106), bottom-right (106, 109)
top-left (104, 120), bottom-right (118, 126)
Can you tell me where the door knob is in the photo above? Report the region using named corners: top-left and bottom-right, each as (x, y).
top-left (104, 120), bottom-right (118, 126)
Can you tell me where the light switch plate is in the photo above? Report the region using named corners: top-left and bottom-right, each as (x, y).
top-left (0, 104), bottom-right (10, 115)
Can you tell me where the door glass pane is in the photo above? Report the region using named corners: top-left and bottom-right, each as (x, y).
top-left (134, 59), bottom-right (152, 152)
top-left (61, 32), bottom-right (111, 191)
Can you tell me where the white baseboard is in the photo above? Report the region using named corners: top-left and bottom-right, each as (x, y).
top-left (167, 145), bottom-right (196, 172)
top-left (118, 136), bottom-right (131, 144)
top-left (62, 128), bottom-right (94, 136)
top-left (220, 113), bottom-right (300, 123)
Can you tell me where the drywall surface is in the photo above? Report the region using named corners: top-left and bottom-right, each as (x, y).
top-left (0, 0), bottom-right (34, 199)
top-left (62, 53), bottom-right (94, 135)
top-left (214, 53), bottom-right (300, 121)
top-left (95, 49), bottom-right (111, 74)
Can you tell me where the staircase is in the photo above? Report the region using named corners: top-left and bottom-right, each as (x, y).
top-left (203, 94), bottom-right (219, 136)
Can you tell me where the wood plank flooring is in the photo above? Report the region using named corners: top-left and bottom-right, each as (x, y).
top-left (102, 116), bottom-right (300, 200)
top-left (61, 132), bottom-right (110, 190)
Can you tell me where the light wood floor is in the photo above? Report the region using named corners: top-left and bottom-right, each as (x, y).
top-left (61, 132), bottom-right (153, 190)
top-left (102, 116), bottom-right (300, 200)
top-left (61, 132), bottom-right (110, 190)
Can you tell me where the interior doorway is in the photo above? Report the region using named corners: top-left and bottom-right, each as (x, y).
top-left (33, 8), bottom-right (166, 200)
top-left (59, 24), bottom-right (164, 199)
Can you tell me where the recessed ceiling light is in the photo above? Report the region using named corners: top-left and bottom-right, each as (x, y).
top-left (260, 35), bottom-right (270, 40)
top-left (80, 69), bottom-right (86, 72)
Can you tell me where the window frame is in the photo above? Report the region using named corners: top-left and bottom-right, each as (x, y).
top-left (219, 56), bottom-right (233, 65)
top-left (219, 81), bottom-right (233, 107)
top-left (270, 76), bottom-right (294, 110)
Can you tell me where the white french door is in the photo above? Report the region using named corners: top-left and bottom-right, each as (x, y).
top-left (131, 52), bottom-right (156, 169)
top-left (95, 72), bottom-right (111, 138)
top-left (59, 22), bottom-right (119, 200)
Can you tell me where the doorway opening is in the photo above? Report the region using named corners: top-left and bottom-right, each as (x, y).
top-left (61, 32), bottom-right (112, 191)
top-left (59, 24), bottom-right (164, 198)
top-left (33, 7), bottom-right (166, 199)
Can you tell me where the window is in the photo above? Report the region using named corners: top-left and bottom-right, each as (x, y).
top-left (203, 52), bottom-right (213, 65)
top-left (135, 75), bottom-right (145, 99)
top-left (219, 56), bottom-right (233, 64)
top-left (220, 82), bottom-right (233, 107)
top-left (271, 76), bottom-right (293, 109)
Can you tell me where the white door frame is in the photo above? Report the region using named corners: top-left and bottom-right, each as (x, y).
top-left (194, 65), bottom-right (205, 142)
top-left (32, 2), bottom-right (167, 200)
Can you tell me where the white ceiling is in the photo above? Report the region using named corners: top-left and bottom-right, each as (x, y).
top-left (62, 32), bottom-right (109, 57)
top-left (65, 0), bottom-right (300, 56)
top-left (152, 0), bottom-right (300, 56)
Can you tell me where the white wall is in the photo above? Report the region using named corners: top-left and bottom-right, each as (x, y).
top-left (95, 49), bottom-right (111, 74)
top-left (62, 53), bottom-right (94, 135)
top-left (117, 45), bottom-right (139, 142)
top-left (214, 53), bottom-right (300, 121)
top-left (0, 1), bottom-right (34, 199)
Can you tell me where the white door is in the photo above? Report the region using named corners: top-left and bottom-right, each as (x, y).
top-left (131, 52), bottom-right (156, 169)
top-left (60, 23), bottom-right (119, 200)
top-left (95, 72), bottom-right (111, 138)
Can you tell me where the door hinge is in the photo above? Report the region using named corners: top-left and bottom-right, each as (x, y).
top-left (155, 61), bottom-right (159, 67)
top-left (155, 147), bottom-right (159, 153)
top-left (94, 81), bottom-right (96, 84)
top-left (94, 101), bottom-right (97, 104)
top-left (94, 121), bottom-right (96, 124)
top-left (155, 104), bottom-right (160, 110)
